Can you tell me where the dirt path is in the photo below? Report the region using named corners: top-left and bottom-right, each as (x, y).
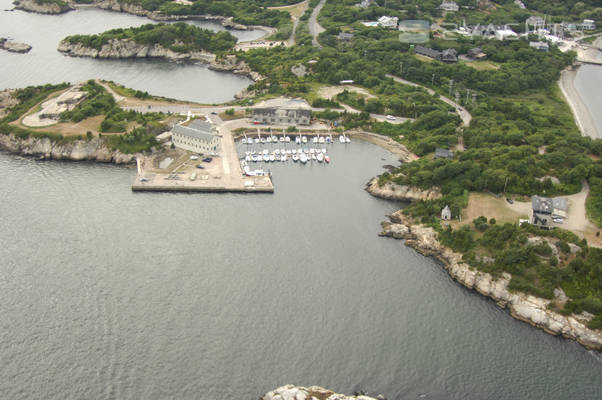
top-left (309, 0), bottom-right (326, 48)
top-left (386, 74), bottom-right (472, 127)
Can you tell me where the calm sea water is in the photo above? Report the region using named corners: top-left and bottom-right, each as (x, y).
top-left (1, 3), bottom-right (601, 399)
top-left (574, 50), bottom-right (602, 139)
top-left (0, 1), bottom-right (263, 103)
top-left (0, 142), bottom-right (600, 400)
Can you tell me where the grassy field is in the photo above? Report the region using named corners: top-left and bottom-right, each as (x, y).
top-left (268, 0), bottom-right (308, 18)
top-left (461, 60), bottom-right (500, 71)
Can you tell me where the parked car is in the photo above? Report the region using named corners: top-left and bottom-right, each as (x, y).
top-left (386, 115), bottom-right (396, 120)
top-left (202, 157), bottom-right (212, 163)
top-left (196, 164), bottom-right (205, 169)
top-left (190, 155), bottom-right (199, 160)
top-left (506, 197), bottom-right (514, 204)
top-left (211, 111), bottom-right (217, 115)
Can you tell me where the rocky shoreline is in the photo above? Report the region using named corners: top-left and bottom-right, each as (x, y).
top-left (379, 210), bottom-right (602, 350)
top-left (263, 385), bottom-right (381, 400)
top-left (13, 0), bottom-right (73, 14)
top-left (0, 133), bottom-right (136, 164)
top-left (0, 37), bottom-right (32, 53)
top-left (366, 176), bottom-right (441, 202)
top-left (57, 39), bottom-right (263, 81)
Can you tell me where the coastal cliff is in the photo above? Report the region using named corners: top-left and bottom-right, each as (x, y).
top-left (57, 39), bottom-right (263, 81)
top-left (13, 0), bottom-right (74, 14)
top-left (366, 177), bottom-right (441, 202)
top-left (264, 385), bottom-right (381, 400)
top-left (93, 0), bottom-right (248, 29)
top-left (380, 210), bottom-right (602, 350)
top-left (0, 133), bottom-right (135, 164)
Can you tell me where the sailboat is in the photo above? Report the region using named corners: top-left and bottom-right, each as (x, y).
top-left (299, 153), bottom-right (308, 164)
top-left (302, 136), bottom-right (308, 143)
top-left (339, 134), bottom-right (345, 143)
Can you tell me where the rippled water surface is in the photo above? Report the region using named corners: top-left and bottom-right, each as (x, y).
top-left (1, 142), bottom-right (601, 400)
top-left (0, 0), bottom-right (262, 103)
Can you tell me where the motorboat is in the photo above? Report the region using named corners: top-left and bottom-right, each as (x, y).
top-left (302, 136), bottom-right (308, 143)
top-left (269, 154), bottom-right (276, 162)
top-left (263, 149), bottom-right (269, 155)
top-left (319, 136), bottom-right (325, 144)
top-left (242, 138), bottom-right (247, 144)
top-left (292, 149), bottom-right (297, 154)
top-left (321, 148), bottom-right (327, 154)
top-left (312, 136), bottom-right (318, 143)
top-left (295, 136), bottom-right (301, 144)
top-left (339, 135), bottom-right (345, 143)
top-left (292, 154), bottom-right (299, 162)
top-left (245, 155), bottom-right (251, 162)
top-left (311, 153), bottom-right (317, 160)
top-left (279, 136), bottom-right (285, 142)
top-left (260, 138), bottom-right (266, 144)
top-left (285, 136), bottom-right (291, 142)
top-left (263, 154), bottom-right (269, 162)
top-left (345, 137), bottom-right (351, 143)
top-left (326, 136), bottom-right (331, 144)
top-left (317, 153), bottom-right (324, 162)
top-left (309, 148), bottom-right (315, 154)
top-left (299, 153), bottom-right (307, 164)
top-left (266, 136), bottom-right (272, 143)
top-left (325, 155), bottom-right (330, 163)
top-left (255, 137), bottom-right (260, 143)
top-left (275, 149), bottom-right (280, 155)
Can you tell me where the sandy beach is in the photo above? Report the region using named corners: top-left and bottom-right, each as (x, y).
top-left (558, 36), bottom-right (602, 139)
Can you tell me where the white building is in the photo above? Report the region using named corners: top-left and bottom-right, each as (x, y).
top-left (439, 0), bottom-right (459, 12)
top-left (494, 27), bottom-right (518, 40)
top-left (529, 41), bottom-right (549, 51)
top-left (378, 16), bottom-right (399, 29)
top-left (582, 19), bottom-right (596, 30)
top-left (171, 119), bottom-right (220, 154)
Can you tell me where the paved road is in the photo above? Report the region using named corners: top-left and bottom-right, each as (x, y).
top-left (309, 0), bottom-right (326, 48)
top-left (386, 74), bottom-right (472, 127)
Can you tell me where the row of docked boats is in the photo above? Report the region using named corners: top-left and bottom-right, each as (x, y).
top-left (243, 148), bottom-right (330, 164)
top-left (241, 134), bottom-right (350, 145)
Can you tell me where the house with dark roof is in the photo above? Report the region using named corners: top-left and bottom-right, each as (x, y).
top-left (415, 46), bottom-right (457, 63)
top-left (531, 195), bottom-right (569, 229)
top-left (337, 32), bottom-right (354, 41)
top-left (434, 148), bottom-right (454, 160)
top-left (467, 47), bottom-right (487, 60)
top-left (172, 119), bottom-right (220, 154)
top-left (440, 48), bottom-right (458, 62)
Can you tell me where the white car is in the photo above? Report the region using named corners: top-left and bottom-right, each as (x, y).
top-left (190, 155), bottom-right (200, 160)
top-left (386, 115), bottom-right (396, 120)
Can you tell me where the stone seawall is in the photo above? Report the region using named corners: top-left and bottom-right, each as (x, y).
top-left (0, 133), bottom-right (135, 164)
top-left (379, 210), bottom-right (602, 350)
top-left (263, 385), bottom-right (381, 400)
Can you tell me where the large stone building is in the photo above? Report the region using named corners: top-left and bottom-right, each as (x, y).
top-left (171, 119), bottom-right (220, 154)
top-left (252, 108), bottom-right (312, 126)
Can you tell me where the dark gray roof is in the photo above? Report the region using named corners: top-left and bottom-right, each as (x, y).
top-left (172, 119), bottom-right (217, 141)
top-left (532, 195), bottom-right (553, 214)
top-left (415, 45), bottom-right (441, 59)
top-left (337, 32), bottom-right (354, 40)
top-left (252, 108), bottom-right (312, 118)
top-left (552, 197), bottom-right (568, 212)
top-left (435, 148), bottom-right (454, 159)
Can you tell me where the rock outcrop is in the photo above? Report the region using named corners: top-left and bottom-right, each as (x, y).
top-left (94, 0), bottom-right (249, 29)
top-left (13, 0), bottom-right (74, 14)
top-left (0, 133), bottom-right (135, 164)
top-left (263, 385), bottom-right (380, 400)
top-left (366, 177), bottom-right (441, 202)
top-left (0, 90), bottom-right (18, 118)
top-left (380, 210), bottom-right (602, 350)
top-left (57, 40), bottom-right (263, 81)
top-left (0, 38), bottom-right (32, 53)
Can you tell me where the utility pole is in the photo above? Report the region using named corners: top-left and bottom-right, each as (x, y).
top-left (432, 73), bottom-right (435, 86)
top-left (449, 79), bottom-right (454, 97)
top-left (466, 89), bottom-right (470, 104)
top-left (504, 177), bottom-right (509, 193)
top-left (399, 61), bottom-right (403, 76)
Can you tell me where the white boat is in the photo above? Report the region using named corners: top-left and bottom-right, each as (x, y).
top-left (263, 154), bottom-right (269, 162)
top-left (260, 138), bottom-right (266, 144)
top-left (292, 149), bottom-right (297, 154)
top-left (326, 136), bottom-right (331, 144)
top-left (263, 149), bottom-right (269, 155)
top-left (255, 137), bottom-right (260, 143)
top-left (339, 135), bottom-right (345, 143)
top-left (295, 136), bottom-right (301, 144)
top-left (292, 154), bottom-right (299, 162)
top-left (311, 153), bottom-right (317, 160)
top-left (325, 155), bottom-right (330, 163)
top-left (281, 148), bottom-right (286, 155)
top-left (245, 155), bottom-right (251, 162)
top-left (280, 155), bottom-right (286, 161)
top-left (252, 155), bottom-right (258, 162)
top-left (321, 148), bottom-right (327, 154)
top-left (285, 136), bottom-right (291, 142)
top-left (312, 136), bottom-right (318, 143)
top-left (302, 136), bottom-right (308, 143)
top-left (266, 136), bottom-right (272, 143)
top-left (299, 153), bottom-right (307, 164)
top-left (279, 136), bottom-right (285, 142)
top-left (190, 172), bottom-right (197, 181)
top-left (275, 149), bottom-right (280, 155)
top-left (319, 136), bottom-right (325, 144)
top-left (269, 154), bottom-right (275, 162)
top-left (345, 137), bottom-right (351, 143)
top-left (242, 138), bottom-right (247, 144)
top-left (309, 148), bottom-right (315, 154)
top-left (317, 153), bottom-right (324, 162)
top-left (286, 150), bottom-right (292, 155)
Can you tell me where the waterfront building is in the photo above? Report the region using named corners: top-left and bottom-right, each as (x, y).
top-left (529, 41), bottom-right (549, 51)
top-left (252, 108), bottom-right (312, 126)
top-left (171, 119), bottom-right (220, 154)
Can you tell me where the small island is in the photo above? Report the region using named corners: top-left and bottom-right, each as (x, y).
top-left (0, 37), bottom-right (32, 53)
top-left (58, 22), bottom-right (237, 61)
top-left (13, 0), bottom-right (74, 14)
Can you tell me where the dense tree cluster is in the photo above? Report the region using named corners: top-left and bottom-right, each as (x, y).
top-left (65, 23), bottom-right (237, 53)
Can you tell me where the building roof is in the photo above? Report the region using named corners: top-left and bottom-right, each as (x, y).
top-left (435, 148), bottom-right (454, 159)
top-left (252, 108), bottom-right (312, 117)
top-left (415, 45), bottom-right (441, 59)
top-left (337, 32), bottom-right (354, 40)
top-left (532, 195), bottom-right (553, 214)
top-left (172, 119), bottom-right (217, 142)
